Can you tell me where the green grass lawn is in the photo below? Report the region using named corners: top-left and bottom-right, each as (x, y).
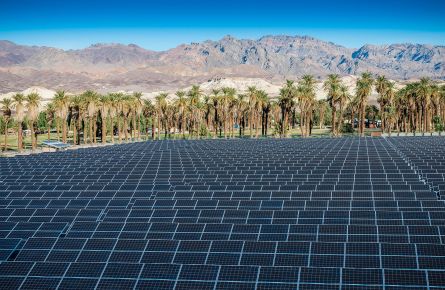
top-left (0, 127), bottom-right (393, 154)
top-left (1, 133), bottom-right (64, 152)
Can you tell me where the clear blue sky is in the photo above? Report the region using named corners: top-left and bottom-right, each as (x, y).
top-left (1, 0), bottom-right (444, 50)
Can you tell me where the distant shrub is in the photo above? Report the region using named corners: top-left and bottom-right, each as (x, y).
top-left (433, 116), bottom-right (444, 132)
top-left (341, 123), bottom-right (354, 133)
top-left (200, 124), bottom-right (209, 137)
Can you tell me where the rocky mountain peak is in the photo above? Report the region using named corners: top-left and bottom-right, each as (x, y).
top-left (0, 35), bottom-right (443, 93)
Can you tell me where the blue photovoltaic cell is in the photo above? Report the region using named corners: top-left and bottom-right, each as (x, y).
top-left (0, 137), bottom-right (445, 288)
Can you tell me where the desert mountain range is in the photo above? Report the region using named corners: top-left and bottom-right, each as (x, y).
top-left (0, 35), bottom-right (444, 96)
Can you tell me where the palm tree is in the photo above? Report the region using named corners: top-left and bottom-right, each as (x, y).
top-left (375, 75), bottom-right (389, 132)
top-left (236, 94), bottom-right (248, 137)
top-left (439, 85), bottom-right (445, 122)
top-left (347, 95), bottom-right (360, 128)
top-left (133, 92), bottom-right (144, 140)
top-left (220, 87), bottom-right (236, 138)
top-left (256, 90), bottom-right (269, 138)
top-left (297, 75), bottom-right (317, 137)
top-left (247, 86), bottom-right (258, 138)
top-left (337, 85), bottom-right (351, 134)
top-left (356, 72), bottom-right (374, 136)
top-left (142, 99), bottom-right (155, 140)
top-left (6, 77), bottom-right (445, 149)
top-left (383, 81), bottom-right (396, 133)
top-left (53, 91), bottom-right (70, 143)
top-left (385, 106), bottom-right (397, 136)
top-left (317, 100), bottom-right (327, 129)
top-left (188, 86), bottom-right (203, 138)
top-left (1, 98), bottom-right (12, 151)
top-left (155, 93), bottom-right (168, 140)
top-left (202, 95), bottom-right (214, 137)
top-left (99, 95), bottom-right (111, 144)
top-left (81, 91), bottom-right (99, 144)
top-left (107, 94), bottom-right (119, 143)
top-left (113, 93), bottom-right (125, 143)
top-left (12, 93), bottom-right (26, 152)
top-left (278, 80), bottom-right (296, 137)
top-left (323, 74), bottom-right (341, 136)
top-left (26, 93), bottom-right (41, 151)
top-left (69, 96), bottom-right (82, 145)
top-left (45, 103), bottom-right (56, 141)
top-left (269, 100), bottom-right (281, 137)
top-left (417, 77), bottom-right (432, 134)
top-left (228, 93), bottom-right (239, 138)
top-left (210, 89), bottom-right (220, 138)
top-left (122, 95), bottom-right (133, 142)
top-left (175, 90), bottom-right (187, 138)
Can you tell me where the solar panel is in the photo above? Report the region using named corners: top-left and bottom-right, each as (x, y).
top-left (0, 137), bottom-right (445, 288)
top-left (41, 140), bottom-right (71, 150)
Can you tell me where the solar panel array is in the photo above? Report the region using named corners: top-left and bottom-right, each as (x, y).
top-left (389, 137), bottom-right (445, 200)
top-left (0, 137), bottom-right (444, 289)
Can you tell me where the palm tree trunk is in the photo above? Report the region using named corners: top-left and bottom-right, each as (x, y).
top-left (157, 114), bottom-right (161, 140)
top-left (403, 115), bottom-right (407, 134)
top-left (213, 119), bottom-right (218, 139)
top-left (282, 111), bottom-right (287, 138)
top-left (102, 116), bottom-right (107, 144)
top-left (3, 121), bottom-right (8, 152)
top-left (33, 124), bottom-right (38, 150)
top-left (331, 107), bottom-right (336, 137)
top-left (76, 118), bottom-right (81, 145)
top-left (88, 118), bottom-right (92, 144)
top-left (62, 117), bottom-right (67, 143)
top-left (223, 113), bottom-right (227, 138)
top-left (110, 117), bottom-right (115, 144)
top-left (300, 112), bottom-right (305, 137)
top-left (319, 110), bottom-right (324, 129)
top-left (73, 122), bottom-right (77, 145)
top-left (256, 113), bottom-right (261, 138)
top-left (17, 122), bottom-right (23, 152)
top-left (230, 114), bottom-right (234, 138)
top-left (83, 122), bottom-right (87, 144)
top-left (29, 121), bottom-right (35, 152)
top-left (350, 110), bottom-right (354, 128)
top-left (173, 120), bottom-right (177, 139)
top-left (360, 103), bottom-right (366, 137)
top-left (137, 115), bottom-right (141, 141)
top-left (416, 109), bottom-right (420, 134)
top-left (255, 112), bottom-right (259, 138)
top-left (239, 116), bottom-right (242, 137)
top-left (124, 118), bottom-right (129, 142)
top-left (93, 120), bottom-right (97, 144)
top-left (426, 105), bottom-right (430, 134)
top-left (250, 110), bottom-right (253, 138)
top-left (47, 122), bottom-right (51, 141)
top-left (265, 113), bottom-right (269, 136)
top-left (118, 117), bottom-right (122, 143)
top-left (284, 111), bottom-right (288, 137)
top-left (56, 119), bottom-right (60, 141)
top-left (132, 114), bottom-right (136, 141)
top-left (182, 114), bottom-right (187, 139)
top-left (306, 111), bottom-right (311, 137)
top-left (381, 108), bottom-right (385, 132)
top-left (69, 121), bottom-right (73, 143)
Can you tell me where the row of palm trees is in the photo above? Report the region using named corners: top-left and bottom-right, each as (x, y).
top-left (372, 75), bottom-right (445, 136)
top-left (1, 93), bottom-right (40, 152)
top-left (1, 73), bottom-right (445, 152)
